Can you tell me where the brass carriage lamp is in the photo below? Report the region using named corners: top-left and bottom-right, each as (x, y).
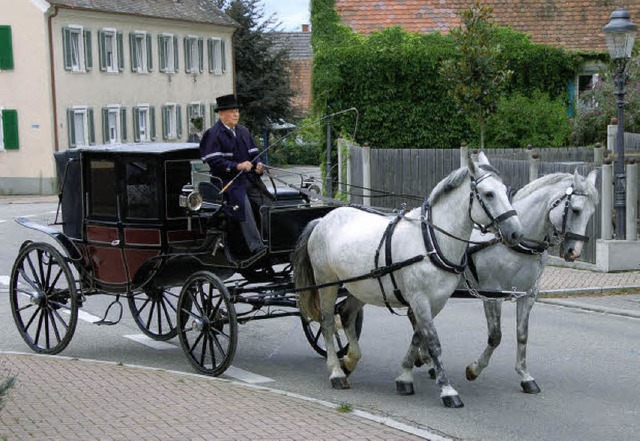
top-left (603, 7), bottom-right (637, 240)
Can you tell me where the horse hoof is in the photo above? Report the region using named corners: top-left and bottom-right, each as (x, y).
top-left (339, 360), bottom-right (352, 377)
top-left (414, 359), bottom-right (424, 368)
top-left (331, 377), bottom-right (350, 390)
top-left (396, 381), bottom-right (415, 396)
top-left (521, 380), bottom-right (541, 394)
top-left (465, 365), bottom-right (478, 381)
top-left (428, 368), bottom-right (437, 380)
top-left (442, 395), bottom-right (464, 408)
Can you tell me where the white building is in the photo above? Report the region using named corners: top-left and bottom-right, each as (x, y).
top-left (0, 0), bottom-right (238, 194)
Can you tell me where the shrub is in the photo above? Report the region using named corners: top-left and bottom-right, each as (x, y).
top-left (484, 90), bottom-right (573, 148)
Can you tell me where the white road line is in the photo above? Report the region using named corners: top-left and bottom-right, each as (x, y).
top-left (0, 276), bottom-right (10, 287)
top-left (224, 366), bottom-right (274, 384)
top-left (62, 309), bottom-right (102, 324)
top-left (123, 334), bottom-right (178, 350)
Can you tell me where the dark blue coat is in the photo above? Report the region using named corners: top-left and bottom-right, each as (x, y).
top-left (199, 120), bottom-right (263, 220)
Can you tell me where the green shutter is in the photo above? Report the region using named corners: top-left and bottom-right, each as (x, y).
top-left (2, 110), bottom-right (19, 149)
top-left (210, 104), bottom-right (215, 126)
top-left (120, 108), bottom-right (127, 141)
top-left (88, 108), bottom-right (95, 145)
top-left (129, 33), bottom-right (136, 72)
top-left (158, 35), bottom-right (165, 73)
top-left (84, 30), bottom-right (92, 70)
top-left (63, 28), bottom-right (72, 71)
top-left (146, 33), bottom-right (153, 71)
top-left (173, 36), bottom-right (179, 72)
top-left (0, 26), bottom-right (14, 70)
top-left (133, 107), bottom-right (140, 142)
top-left (102, 108), bottom-right (108, 143)
top-left (183, 37), bottom-right (188, 73)
top-left (198, 38), bottom-right (204, 73)
top-left (67, 109), bottom-right (75, 147)
top-left (150, 106), bottom-right (156, 141)
top-left (117, 32), bottom-right (124, 71)
top-left (98, 30), bottom-right (106, 71)
top-left (221, 39), bottom-right (226, 72)
top-left (176, 105), bottom-right (182, 139)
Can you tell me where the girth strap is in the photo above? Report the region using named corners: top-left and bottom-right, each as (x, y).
top-left (375, 210), bottom-right (411, 314)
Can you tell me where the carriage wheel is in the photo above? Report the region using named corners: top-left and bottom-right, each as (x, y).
top-left (177, 271), bottom-right (237, 376)
top-left (9, 242), bottom-right (78, 354)
top-left (301, 299), bottom-right (364, 358)
top-left (128, 285), bottom-right (179, 341)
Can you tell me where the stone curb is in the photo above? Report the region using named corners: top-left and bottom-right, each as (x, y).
top-left (536, 298), bottom-right (640, 319)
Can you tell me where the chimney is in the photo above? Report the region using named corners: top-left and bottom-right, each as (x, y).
top-left (301, 24), bottom-right (310, 32)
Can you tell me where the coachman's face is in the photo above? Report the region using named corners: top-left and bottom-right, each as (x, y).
top-left (218, 108), bottom-right (240, 128)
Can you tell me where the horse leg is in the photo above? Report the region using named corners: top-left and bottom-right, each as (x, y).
top-left (395, 330), bottom-right (422, 395)
top-left (516, 294), bottom-right (541, 394)
top-left (414, 312), bottom-right (464, 408)
top-left (466, 299), bottom-right (502, 381)
top-left (407, 308), bottom-right (435, 378)
top-left (337, 295), bottom-right (364, 376)
top-left (318, 286), bottom-right (349, 389)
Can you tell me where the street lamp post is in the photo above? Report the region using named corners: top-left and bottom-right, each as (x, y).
top-left (603, 8), bottom-right (637, 240)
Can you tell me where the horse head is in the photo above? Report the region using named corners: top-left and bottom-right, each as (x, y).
top-left (468, 152), bottom-right (523, 246)
top-left (548, 169), bottom-right (599, 262)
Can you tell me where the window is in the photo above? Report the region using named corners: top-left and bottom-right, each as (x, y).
top-left (101, 106), bottom-right (127, 144)
top-left (207, 38), bottom-right (226, 75)
top-left (0, 25), bottom-right (14, 70)
top-left (0, 108), bottom-right (19, 150)
top-left (88, 159), bottom-right (117, 217)
top-left (209, 103), bottom-right (220, 126)
top-left (161, 104), bottom-right (182, 140)
top-left (184, 36), bottom-right (203, 74)
top-left (187, 102), bottom-right (205, 127)
top-left (158, 33), bottom-right (178, 73)
top-left (63, 26), bottom-right (92, 72)
top-left (129, 31), bottom-right (152, 73)
top-left (67, 107), bottom-right (96, 147)
top-left (98, 29), bottom-right (123, 72)
top-left (133, 105), bottom-right (156, 142)
top-left (126, 159), bottom-right (159, 219)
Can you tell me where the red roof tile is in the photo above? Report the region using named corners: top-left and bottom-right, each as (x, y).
top-left (335, 0), bottom-right (640, 52)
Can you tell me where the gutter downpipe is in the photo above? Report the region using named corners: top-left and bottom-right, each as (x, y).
top-left (47, 6), bottom-right (60, 152)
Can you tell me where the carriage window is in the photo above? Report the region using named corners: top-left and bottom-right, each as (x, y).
top-left (88, 160), bottom-right (117, 217)
top-left (126, 159), bottom-right (159, 219)
top-left (165, 160), bottom-right (193, 219)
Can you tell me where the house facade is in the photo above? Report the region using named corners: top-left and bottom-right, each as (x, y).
top-left (0, 0), bottom-right (238, 195)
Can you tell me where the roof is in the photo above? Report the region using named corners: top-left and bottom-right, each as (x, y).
top-left (334, 0), bottom-right (640, 52)
top-left (46, 0), bottom-right (238, 27)
top-left (74, 142), bottom-right (200, 155)
top-left (271, 32), bottom-right (313, 60)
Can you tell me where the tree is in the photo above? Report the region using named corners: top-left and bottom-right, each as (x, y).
top-left (440, 3), bottom-right (512, 149)
top-left (216, 0), bottom-right (296, 133)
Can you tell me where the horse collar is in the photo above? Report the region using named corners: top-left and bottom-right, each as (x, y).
top-left (421, 201), bottom-right (467, 274)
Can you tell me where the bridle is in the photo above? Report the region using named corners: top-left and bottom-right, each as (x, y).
top-left (468, 171), bottom-right (518, 236)
top-left (548, 185), bottom-right (590, 250)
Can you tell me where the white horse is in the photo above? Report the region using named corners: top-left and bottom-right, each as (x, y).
top-left (462, 170), bottom-right (599, 393)
top-left (292, 153), bottom-right (523, 408)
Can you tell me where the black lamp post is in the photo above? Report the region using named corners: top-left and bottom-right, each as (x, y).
top-left (603, 7), bottom-right (637, 239)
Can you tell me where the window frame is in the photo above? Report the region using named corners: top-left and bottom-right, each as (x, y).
top-left (129, 31), bottom-right (152, 74)
top-left (184, 36), bottom-right (203, 74)
top-left (158, 33), bottom-right (178, 73)
top-left (63, 25), bottom-right (92, 72)
top-left (99, 28), bottom-right (123, 73)
top-left (133, 104), bottom-right (156, 143)
top-left (161, 103), bottom-right (182, 141)
top-left (207, 37), bottom-right (226, 75)
top-left (67, 106), bottom-right (96, 148)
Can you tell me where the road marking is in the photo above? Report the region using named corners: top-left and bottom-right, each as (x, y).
top-left (224, 366), bottom-right (274, 384)
top-left (123, 334), bottom-right (178, 350)
top-left (0, 276), bottom-right (10, 287)
top-left (61, 309), bottom-right (102, 324)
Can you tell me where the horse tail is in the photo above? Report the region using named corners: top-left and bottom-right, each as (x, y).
top-left (292, 218), bottom-right (322, 323)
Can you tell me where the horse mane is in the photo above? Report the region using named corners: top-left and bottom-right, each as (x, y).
top-left (427, 167), bottom-right (470, 206)
top-left (513, 172), bottom-right (599, 205)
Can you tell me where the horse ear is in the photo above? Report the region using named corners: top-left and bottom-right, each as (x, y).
top-left (573, 168), bottom-right (580, 187)
top-left (586, 169), bottom-right (598, 188)
top-left (477, 151), bottom-right (490, 166)
top-left (467, 153), bottom-right (479, 176)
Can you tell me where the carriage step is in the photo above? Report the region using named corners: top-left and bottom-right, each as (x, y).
top-left (94, 298), bottom-right (123, 326)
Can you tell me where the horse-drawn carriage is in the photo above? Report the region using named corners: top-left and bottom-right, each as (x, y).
top-left (8, 143), bottom-right (361, 376)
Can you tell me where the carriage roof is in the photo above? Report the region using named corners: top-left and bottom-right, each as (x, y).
top-left (72, 142), bottom-right (200, 156)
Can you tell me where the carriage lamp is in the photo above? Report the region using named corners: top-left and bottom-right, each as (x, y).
top-left (603, 7), bottom-right (637, 239)
top-left (179, 184), bottom-right (203, 211)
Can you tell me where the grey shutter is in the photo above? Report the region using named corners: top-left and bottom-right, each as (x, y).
top-left (67, 109), bottom-right (76, 147)
top-left (183, 37), bottom-right (188, 73)
top-left (173, 36), bottom-right (179, 72)
top-left (176, 105), bottom-right (182, 139)
top-left (84, 30), bottom-right (92, 70)
top-left (62, 28), bottom-right (72, 71)
top-left (198, 38), bottom-right (204, 73)
top-left (199, 103), bottom-right (205, 121)
top-left (133, 107), bottom-right (140, 142)
top-left (207, 38), bottom-right (213, 73)
top-left (146, 33), bottom-right (152, 71)
top-left (98, 30), bottom-right (106, 71)
top-left (210, 103), bottom-right (217, 125)
top-left (221, 39), bottom-right (226, 72)
top-left (120, 108), bottom-right (127, 141)
top-left (0, 25), bottom-right (14, 70)
top-left (101, 108), bottom-right (108, 143)
top-left (158, 35), bottom-right (165, 73)
top-left (150, 106), bottom-right (156, 141)
top-left (117, 32), bottom-right (124, 71)
top-left (88, 108), bottom-right (95, 145)
top-left (129, 33), bottom-right (137, 72)
top-left (162, 105), bottom-right (168, 140)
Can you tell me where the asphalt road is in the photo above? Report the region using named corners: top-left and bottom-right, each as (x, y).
top-left (1, 200), bottom-right (639, 441)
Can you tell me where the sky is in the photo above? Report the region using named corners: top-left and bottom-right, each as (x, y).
top-left (261, 0), bottom-right (310, 32)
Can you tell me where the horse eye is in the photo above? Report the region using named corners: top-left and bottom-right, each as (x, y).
top-left (484, 191), bottom-right (494, 200)
top-left (572, 208), bottom-right (581, 216)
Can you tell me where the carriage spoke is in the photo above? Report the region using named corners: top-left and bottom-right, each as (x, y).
top-left (17, 268), bottom-right (43, 296)
top-left (159, 298), bottom-right (175, 331)
top-left (34, 310), bottom-right (45, 346)
top-left (207, 331), bottom-right (217, 367)
top-left (145, 301), bottom-right (157, 331)
top-left (48, 309), bottom-right (63, 345)
top-left (199, 333), bottom-right (209, 366)
top-left (23, 305), bottom-right (42, 333)
top-left (44, 306), bottom-right (52, 350)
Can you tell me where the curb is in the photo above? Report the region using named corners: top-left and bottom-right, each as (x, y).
top-left (537, 298), bottom-right (640, 319)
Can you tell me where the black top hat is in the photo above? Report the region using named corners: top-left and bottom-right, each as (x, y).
top-left (215, 94), bottom-right (241, 112)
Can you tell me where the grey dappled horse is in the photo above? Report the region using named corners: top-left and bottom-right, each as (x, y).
top-left (292, 153), bottom-right (523, 408)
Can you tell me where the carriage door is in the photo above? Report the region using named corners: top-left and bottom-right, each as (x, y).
top-left (85, 158), bottom-right (128, 287)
